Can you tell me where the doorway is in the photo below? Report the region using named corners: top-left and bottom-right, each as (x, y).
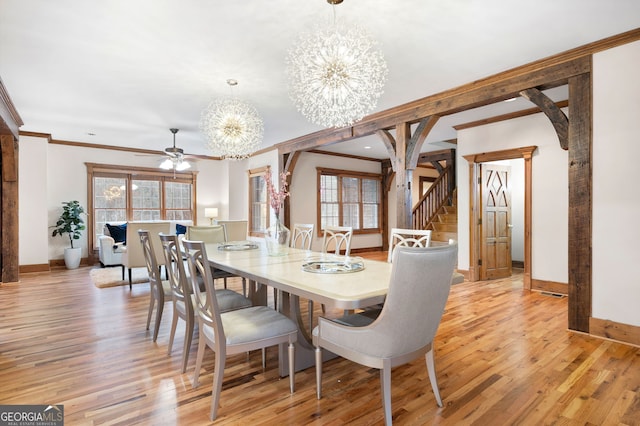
top-left (463, 146), bottom-right (536, 288)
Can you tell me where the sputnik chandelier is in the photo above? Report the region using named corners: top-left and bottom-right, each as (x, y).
top-left (285, 0), bottom-right (388, 128)
top-left (200, 79), bottom-right (264, 160)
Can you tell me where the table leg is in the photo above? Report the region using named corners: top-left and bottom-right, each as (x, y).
top-left (278, 292), bottom-right (335, 376)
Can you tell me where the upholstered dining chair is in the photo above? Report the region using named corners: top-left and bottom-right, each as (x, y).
top-left (313, 244), bottom-right (458, 426)
top-left (186, 225), bottom-right (247, 295)
top-left (138, 230), bottom-right (172, 342)
top-left (310, 225), bottom-right (354, 324)
top-left (182, 239), bottom-right (298, 421)
top-left (321, 225), bottom-right (353, 255)
top-left (387, 228), bottom-right (432, 262)
top-left (159, 233), bottom-right (252, 373)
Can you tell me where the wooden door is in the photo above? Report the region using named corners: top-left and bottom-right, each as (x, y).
top-left (481, 164), bottom-right (512, 280)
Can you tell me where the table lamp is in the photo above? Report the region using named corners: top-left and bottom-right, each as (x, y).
top-left (204, 207), bottom-right (218, 225)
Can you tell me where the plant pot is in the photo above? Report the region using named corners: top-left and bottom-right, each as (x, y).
top-left (64, 247), bottom-right (82, 269)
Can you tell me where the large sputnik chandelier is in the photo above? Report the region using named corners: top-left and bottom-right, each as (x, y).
top-left (200, 79), bottom-right (264, 160)
top-left (285, 0), bottom-right (388, 128)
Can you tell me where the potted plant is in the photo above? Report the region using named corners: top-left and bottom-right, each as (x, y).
top-left (51, 200), bottom-right (86, 269)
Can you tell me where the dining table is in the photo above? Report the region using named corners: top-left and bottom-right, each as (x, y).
top-left (204, 241), bottom-right (392, 376)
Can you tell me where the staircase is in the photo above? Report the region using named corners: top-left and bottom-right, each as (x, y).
top-left (414, 187), bottom-right (464, 284)
top-left (428, 196), bottom-right (458, 244)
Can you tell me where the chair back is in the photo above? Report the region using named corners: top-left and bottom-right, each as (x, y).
top-left (124, 222), bottom-right (170, 269)
top-left (321, 226), bottom-right (353, 255)
top-left (387, 228), bottom-right (432, 262)
top-left (182, 239), bottom-right (224, 343)
top-left (291, 223), bottom-right (314, 250)
top-left (186, 225), bottom-right (227, 243)
top-left (215, 220), bottom-right (248, 242)
top-left (370, 244), bottom-right (457, 358)
top-left (138, 230), bottom-right (165, 304)
top-left (159, 233), bottom-right (192, 315)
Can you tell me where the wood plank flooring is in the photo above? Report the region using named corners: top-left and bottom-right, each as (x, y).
top-left (1, 257), bottom-right (638, 425)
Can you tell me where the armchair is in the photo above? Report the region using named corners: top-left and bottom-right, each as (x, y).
top-left (97, 223), bottom-right (126, 279)
top-left (313, 244), bottom-right (458, 425)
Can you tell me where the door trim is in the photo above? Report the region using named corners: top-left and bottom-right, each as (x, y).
top-left (463, 146), bottom-right (537, 288)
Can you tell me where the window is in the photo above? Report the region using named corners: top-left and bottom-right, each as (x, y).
top-left (317, 168), bottom-right (381, 234)
top-left (87, 163), bottom-right (196, 250)
top-left (248, 166), bottom-right (269, 236)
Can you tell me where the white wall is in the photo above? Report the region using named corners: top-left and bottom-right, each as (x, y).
top-left (18, 136), bottom-right (50, 266)
top-left (19, 135), bottom-right (228, 264)
top-left (592, 40), bottom-right (640, 327)
top-left (457, 112), bottom-right (569, 283)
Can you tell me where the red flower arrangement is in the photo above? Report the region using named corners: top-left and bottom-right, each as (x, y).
top-left (263, 168), bottom-right (290, 219)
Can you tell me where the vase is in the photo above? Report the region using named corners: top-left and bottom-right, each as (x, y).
top-left (265, 218), bottom-right (290, 256)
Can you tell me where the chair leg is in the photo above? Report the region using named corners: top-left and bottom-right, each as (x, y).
top-left (426, 348), bottom-right (443, 407)
top-left (153, 299), bottom-right (164, 342)
top-left (315, 346), bottom-right (322, 399)
top-left (192, 328), bottom-right (206, 388)
top-left (182, 315), bottom-right (194, 374)
top-left (288, 341), bottom-right (295, 393)
top-left (167, 308), bottom-right (179, 355)
top-left (210, 347), bottom-right (226, 421)
top-left (380, 362), bottom-right (393, 426)
top-left (146, 296), bottom-right (155, 330)
top-left (121, 265), bottom-right (125, 280)
top-left (128, 268), bottom-right (133, 290)
top-left (308, 300), bottom-right (314, 329)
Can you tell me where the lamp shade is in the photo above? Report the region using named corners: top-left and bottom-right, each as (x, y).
top-left (204, 208), bottom-right (219, 219)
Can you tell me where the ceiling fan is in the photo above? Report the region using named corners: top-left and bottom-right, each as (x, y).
top-left (159, 128), bottom-right (191, 171)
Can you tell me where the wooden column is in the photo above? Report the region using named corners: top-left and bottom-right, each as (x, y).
top-left (1, 134), bottom-right (19, 283)
top-left (567, 71), bottom-right (592, 333)
top-left (394, 123), bottom-right (412, 228)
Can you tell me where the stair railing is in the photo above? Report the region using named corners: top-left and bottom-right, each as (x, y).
top-left (412, 164), bottom-right (455, 230)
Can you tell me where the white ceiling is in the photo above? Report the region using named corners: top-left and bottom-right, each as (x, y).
top-left (1, 1), bottom-right (639, 160)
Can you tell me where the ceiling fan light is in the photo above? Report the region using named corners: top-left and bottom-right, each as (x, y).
top-left (175, 161), bottom-right (191, 171)
top-left (159, 158), bottom-right (174, 170)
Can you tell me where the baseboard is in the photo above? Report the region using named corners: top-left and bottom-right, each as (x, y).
top-left (531, 278), bottom-right (567, 296)
top-left (589, 317), bottom-right (640, 348)
top-left (19, 263), bottom-right (51, 273)
top-left (49, 257), bottom-right (91, 269)
top-left (512, 260), bottom-right (524, 268)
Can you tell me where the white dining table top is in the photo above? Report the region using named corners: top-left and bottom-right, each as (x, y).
top-left (204, 242), bottom-right (391, 309)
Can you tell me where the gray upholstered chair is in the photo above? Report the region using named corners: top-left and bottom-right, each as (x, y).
top-left (182, 239), bottom-right (298, 421)
top-left (159, 233), bottom-right (252, 373)
top-left (138, 230), bottom-right (172, 342)
top-left (387, 228), bottom-right (432, 262)
top-left (313, 244), bottom-right (458, 425)
top-left (321, 225), bottom-right (353, 255)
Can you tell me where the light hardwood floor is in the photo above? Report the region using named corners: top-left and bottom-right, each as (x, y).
top-left (1, 257), bottom-right (638, 425)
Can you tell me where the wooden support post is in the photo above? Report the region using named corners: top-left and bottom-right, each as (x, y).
top-left (567, 71), bottom-right (592, 333)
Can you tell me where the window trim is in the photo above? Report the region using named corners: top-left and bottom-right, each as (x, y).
top-left (316, 167), bottom-right (382, 236)
top-left (86, 163), bottom-right (197, 254)
top-left (247, 166), bottom-right (270, 237)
